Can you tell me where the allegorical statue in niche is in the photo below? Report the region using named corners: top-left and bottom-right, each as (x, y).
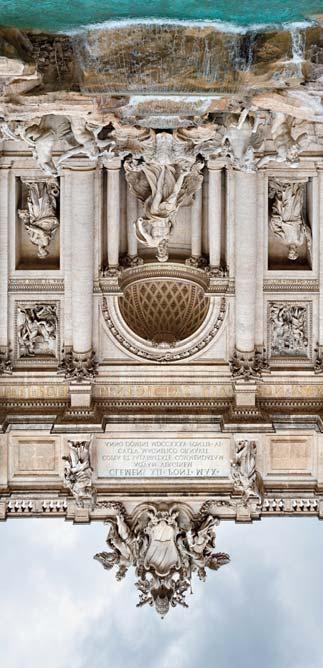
top-left (17, 304), bottom-right (57, 357)
top-left (268, 179), bottom-right (312, 264)
top-left (257, 112), bottom-right (310, 168)
top-left (125, 157), bottom-right (203, 262)
top-left (18, 179), bottom-right (60, 259)
top-left (95, 503), bottom-right (230, 617)
top-left (63, 438), bottom-right (95, 508)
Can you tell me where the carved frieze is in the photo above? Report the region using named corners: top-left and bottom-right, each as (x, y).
top-left (94, 502), bottom-right (230, 617)
top-left (17, 303), bottom-right (58, 358)
top-left (18, 178), bottom-right (60, 259)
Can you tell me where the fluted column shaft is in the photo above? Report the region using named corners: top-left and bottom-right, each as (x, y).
top-left (0, 166), bottom-right (10, 351)
top-left (106, 160), bottom-right (121, 269)
top-left (126, 187), bottom-right (138, 258)
top-left (208, 164), bottom-right (222, 268)
top-left (234, 171), bottom-right (258, 354)
top-left (71, 168), bottom-right (95, 357)
top-left (191, 188), bottom-right (202, 258)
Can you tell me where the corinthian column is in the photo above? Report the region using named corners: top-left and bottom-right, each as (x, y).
top-left (0, 166), bottom-right (10, 355)
top-left (71, 167), bottom-right (95, 360)
top-left (207, 163), bottom-right (222, 270)
top-left (105, 158), bottom-right (121, 272)
top-left (234, 170), bottom-right (258, 362)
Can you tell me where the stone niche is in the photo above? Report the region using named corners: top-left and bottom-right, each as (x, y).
top-left (15, 177), bottom-right (60, 270)
top-left (268, 177), bottom-right (312, 271)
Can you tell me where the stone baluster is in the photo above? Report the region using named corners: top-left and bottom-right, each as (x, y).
top-left (207, 162), bottom-right (222, 270)
top-left (71, 166), bottom-right (95, 361)
top-left (106, 159), bottom-right (121, 272)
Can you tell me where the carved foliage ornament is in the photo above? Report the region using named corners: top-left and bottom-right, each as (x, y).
top-left (18, 178), bottom-right (60, 259)
top-left (62, 437), bottom-right (95, 508)
top-left (94, 503), bottom-right (230, 617)
top-left (57, 350), bottom-right (98, 382)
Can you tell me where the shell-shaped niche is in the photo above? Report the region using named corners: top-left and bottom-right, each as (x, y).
top-left (101, 264), bottom-right (226, 363)
top-left (119, 279), bottom-right (210, 346)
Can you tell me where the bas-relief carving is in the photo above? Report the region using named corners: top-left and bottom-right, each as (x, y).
top-left (0, 353), bottom-right (12, 376)
top-left (63, 438), bottom-right (95, 508)
top-left (18, 178), bottom-right (60, 259)
top-left (231, 440), bottom-right (263, 504)
top-left (17, 304), bottom-right (58, 358)
top-left (270, 303), bottom-right (309, 357)
top-left (268, 179), bottom-right (312, 267)
top-left (94, 502), bottom-right (229, 617)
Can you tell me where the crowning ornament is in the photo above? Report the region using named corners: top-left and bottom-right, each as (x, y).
top-left (94, 503), bottom-right (230, 617)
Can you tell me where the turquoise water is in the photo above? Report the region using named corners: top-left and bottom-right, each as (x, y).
top-left (0, 0), bottom-right (323, 32)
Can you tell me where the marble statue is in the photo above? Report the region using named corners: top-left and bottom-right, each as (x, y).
top-left (231, 440), bottom-right (263, 503)
top-left (63, 438), bottom-right (95, 508)
top-left (18, 179), bottom-right (60, 258)
top-left (269, 179), bottom-right (312, 263)
top-left (125, 158), bottom-right (203, 262)
top-left (95, 503), bottom-right (230, 617)
top-left (270, 303), bottom-right (308, 356)
top-left (257, 113), bottom-right (310, 168)
top-left (17, 304), bottom-right (57, 357)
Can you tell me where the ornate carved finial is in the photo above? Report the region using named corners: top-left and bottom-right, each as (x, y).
top-left (231, 440), bottom-right (263, 504)
top-left (94, 503), bottom-right (230, 617)
top-left (57, 350), bottom-right (98, 382)
top-left (62, 437), bottom-right (95, 508)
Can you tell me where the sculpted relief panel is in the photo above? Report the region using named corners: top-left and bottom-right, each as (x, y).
top-left (17, 303), bottom-right (58, 359)
top-left (269, 302), bottom-right (310, 359)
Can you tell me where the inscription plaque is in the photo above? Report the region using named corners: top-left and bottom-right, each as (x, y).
top-left (97, 438), bottom-right (230, 478)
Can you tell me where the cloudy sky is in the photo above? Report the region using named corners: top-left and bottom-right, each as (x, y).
top-left (0, 516), bottom-right (322, 668)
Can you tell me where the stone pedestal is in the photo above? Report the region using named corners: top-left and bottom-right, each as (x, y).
top-left (69, 382), bottom-right (92, 408)
top-left (234, 380), bottom-right (257, 407)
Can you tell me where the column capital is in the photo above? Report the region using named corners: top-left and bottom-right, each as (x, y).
top-left (103, 157), bottom-right (122, 170)
top-left (207, 159), bottom-right (225, 170)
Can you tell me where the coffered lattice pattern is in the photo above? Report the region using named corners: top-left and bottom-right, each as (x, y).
top-left (119, 280), bottom-right (210, 344)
